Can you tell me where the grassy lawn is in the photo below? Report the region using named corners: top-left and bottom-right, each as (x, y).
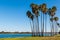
top-left (0, 35), bottom-right (60, 40)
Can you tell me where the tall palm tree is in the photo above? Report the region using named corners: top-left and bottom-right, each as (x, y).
top-left (50, 6), bottom-right (57, 36)
top-left (50, 17), bottom-right (54, 36)
top-left (41, 3), bottom-right (47, 36)
top-left (30, 3), bottom-right (40, 36)
top-left (26, 11), bottom-right (34, 36)
top-left (39, 4), bottom-right (42, 36)
top-left (48, 7), bottom-right (56, 36)
top-left (54, 17), bottom-right (58, 35)
top-left (43, 8), bottom-right (48, 36)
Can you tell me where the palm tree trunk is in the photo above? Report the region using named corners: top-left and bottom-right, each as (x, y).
top-left (30, 20), bottom-right (33, 36)
top-left (42, 13), bottom-right (44, 36)
top-left (54, 20), bottom-right (57, 35)
top-left (29, 19), bottom-right (34, 36)
top-left (51, 16), bottom-right (54, 36)
top-left (54, 21), bottom-right (57, 35)
top-left (41, 13), bottom-right (43, 36)
top-left (36, 16), bottom-right (40, 36)
top-left (50, 17), bottom-right (52, 36)
top-left (49, 15), bottom-right (51, 36)
top-left (56, 21), bottom-right (58, 35)
top-left (32, 20), bottom-right (35, 36)
top-left (33, 16), bottom-right (36, 36)
top-left (29, 18), bottom-right (34, 36)
top-left (34, 15), bottom-right (38, 36)
top-left (45, 14), bottom-right (47, 36)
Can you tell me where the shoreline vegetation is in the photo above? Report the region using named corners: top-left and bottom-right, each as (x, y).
top-left (0, 31), bottom-right (59, 34)
top-left (0, 31), bottom-right (32, 34)
top-left (0, 34), bottom-right (60, 40)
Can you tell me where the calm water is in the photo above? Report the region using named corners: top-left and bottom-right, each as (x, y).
top-left (0, 34), bottom-right (32, 38)
top-left (0, 33), bottom-right (52, 38)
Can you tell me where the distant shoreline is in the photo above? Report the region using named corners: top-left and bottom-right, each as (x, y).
top-left (0, 32), bottom-right (59, 34)
top-left (0, 32), bottom-right (31, 34)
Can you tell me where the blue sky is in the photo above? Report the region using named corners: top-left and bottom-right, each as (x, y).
top-left (0, 0), bottom-right (60, 32)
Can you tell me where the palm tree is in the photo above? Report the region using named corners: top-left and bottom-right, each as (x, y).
top-left (54, 17), bottom-right (59, 35)
top-left (48, 6), bottom-right (56, 36)
top-left (43, 8), bottom-right (48, 36)
top-left (30, 3), bottom-right (40, 36)
top-left (26, 11), bottom-right (34, 36)
top-left (50, 17), bottom-right (54, 36)
top-left (50, 6), bottom-right (57, 36)
top-left (38, 4), bottom-right (42, 36)
top-left (41, 3), bottom-right (47, 36)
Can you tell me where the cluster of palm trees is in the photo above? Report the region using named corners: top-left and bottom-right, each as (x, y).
top-left (26, 3), bottom-right (60, 36)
